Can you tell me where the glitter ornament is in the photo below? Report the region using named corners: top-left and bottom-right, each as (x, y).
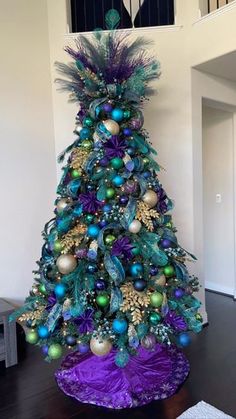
top-left (26, 330), bottom-right (39, 344)
top-left (48, 343), bottom-right (63, 359)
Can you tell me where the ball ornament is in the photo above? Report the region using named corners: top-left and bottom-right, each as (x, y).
top-left (54, 283), bottom-right (67, 299)
top-left (150, 292), bottom-right (163, 308)
top-left (103, 119), bottom-right (120, 135)
top-left (56, 254), bottom-right (77, 275)
top-left (111, 108), bottom-right (124, 122)
top-left (90, 337), bottom-right (112, 356)
top-left (37, 325), bottom-right (50, 339)
top-left (112, 318), bottom-right (128, 334)
top-left (48, 343), bottom-right (63, 359)
top-left (96, 293), bottom-right (110, 307)
top-left (163, 265), bottom-right (175, 278)
top-left (26, 330), bottom-right (39, 344)
top-left (128, 219), bottom-right (142, 234)
top-left (177, 332), bottom-right (191, 347)
top-left (142, 190), bottom-right (158, 208)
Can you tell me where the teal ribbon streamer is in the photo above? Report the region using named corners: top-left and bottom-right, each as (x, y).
top-left (45, 303), bottom-right (62, 332)
top-left (104, 252), bottom-right (125, 285)
top-left (109, 287), bottom-right (123, 314)
top-left (120, 198), bottom-right (137, 229)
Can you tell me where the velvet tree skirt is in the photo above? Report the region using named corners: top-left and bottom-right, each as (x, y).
top-left (55, 343), bottom-right (190, 409)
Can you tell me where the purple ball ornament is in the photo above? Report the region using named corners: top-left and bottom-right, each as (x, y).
top-left (130, 111), bottom-right (144, 130)
top-left (149, 265), bottom-right (159, 276)
top-left (123, 127), bottom-right (132, 136)
top-left (99, 219), bottom-right (108, 228)
top-left (102, 103), bottom-right (113, 113)
top-left (95, 279), bottom-right (106, 291)
top-left (141, 334), bottom-right (156, 350)
top-left (86, 263), bottom-right (98, 274)
top-left (99, 157), bottom-right (109, 167)
top-left (160, 239), bottom-right (175, 249)
top-left (77, 342), bottom-right (90, 354)
top-left (42, 345), bottom-right (49, 356)
top-left (174, 288), bottom-right (185, 299)
top-left (123, 180), bottom-right (138, 194)
top-left (119, 195), bottom-right (129, 206)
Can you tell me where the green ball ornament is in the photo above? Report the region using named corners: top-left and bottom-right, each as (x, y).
top-left (106, 187), bottom-right (115, 199)
top-left (85, 214), bottom-right (94, 224)
top-left (83, 116), bottom-right (93, 127)
top-left (111, 157), bottom-right (124, 170)
top-left (48, 343), bottom-right (63, 360)
top-left (81, 139), bottom-right (93, 150)
top-left (196, 313), bottom-right (203, 322)
top-left (105, 234), bottom-right (116, 245)
top-left (54, 240), bottom-right (63, 252)
top-left (143, 157), bottom-right (149, 166)
top-left (38, 284), bottom-right (47, 295)
top-left (96, 293), bottom-right (110, 308)
top-left (149, 312), bottom-right (161, 325)
top-left (163, 265), bottom-right (175, 278)
top-left (26, 330), bottom-right (39, 344)
top-left (71, 169), bottom-right (81, 179)
top-left (150, 292), bottom-right (163, 308)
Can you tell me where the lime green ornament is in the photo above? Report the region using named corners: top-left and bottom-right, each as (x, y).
top-left (81, 140), bottom-right (93, 150)
top-left (106, 187), bottom-right (115, 199)
top-left (85, 214), bottom-right (94, 224)
top-left (150, 292), bottom-right (163, 308)
top-left (96, 293), bottom-right (110, 307)
top-left (71, 169), bottom-right (81, 179)
top-left (26, 330), bottom-right (39, 344)
top-left (54, 239), bottom-right (63, 252)
top-left (143, 157), bottom-right (149, 166)
top-left (196, 313), bottom-right (203, 322)
top-left (48, 343), bottom-right (63, 360)
top-left (38, 284), bottom-right (47, 295)
top-left (84, 116), bottom-right (93, 127)
top-left (149, 312), bottom-right (161, 324)
top-left (111, 157), bottom-right (123, 170)
top-left (163, 265), bottom-right (175, 278)
top-left (105, 234), bottom-right (116, 245)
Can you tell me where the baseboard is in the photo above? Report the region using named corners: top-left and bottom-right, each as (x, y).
top-left (205, 281), bottom-right (234, 297)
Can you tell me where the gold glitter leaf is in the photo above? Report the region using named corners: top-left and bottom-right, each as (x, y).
top-left (136, 201), bottom-right (159, 231)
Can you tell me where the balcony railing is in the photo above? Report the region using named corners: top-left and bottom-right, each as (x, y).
top-left (70, 0), bottom-right (174, 33)
top-left (201, 0), bottom-right (234, 15)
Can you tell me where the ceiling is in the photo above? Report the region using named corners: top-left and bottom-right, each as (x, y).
top-left (194, 50), bottom-right (236, 82)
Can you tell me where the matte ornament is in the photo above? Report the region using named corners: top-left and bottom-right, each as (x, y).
top-left (48, 343), bottom-right (63, 359)
top-left (54, 283), bottom-right (67, 299)
top-left (77, 342), bottom-right (90, 354)
top-left (112, 318), bottom-right (128, 334)
top-left (96, 293), bottom-right (110, 307)
top-left (142, 190), bottom-right (158, 208)
top-left (128, 219), bottom-right (142, 234)
top-left (160, 239), bottom-right (173, 249)
top-left (99, 156), bottom-right (109, 167)
top-left (111, 108), bottom-right (124, 122)
top-left (38, 325), bottom-right (50, 339)
top-left (42, 345), bottom-right (49, 355)
top-left (110, 157), bottom-right (124, 170)
top-left (130, 262), bottom-right (143, 277)
top-left (177, 332), bottom-right (191, 347)
top-left (123, 127), bottom-right (132, 136)
top-left (26, 330), bottom-right (39, 344)
top-left (54, 240), bottom-right (63, 252)
top-left (102, 103), bottom-right (113, 113)
top-left (56, 254), bottom-right (77, 275)
top-left (112, 175), bottom-right (124, 187)
top-left (155, 275), bottom-right (166, 286)
top-left (87, 224), bottom-right (100, 238)
top-left (106, 187), bottom-right (115, 199)
top-left (174, 288), bottom-right (185, 299)
top-left (163, 265), bottom-right (175, 278)
top-left (141, 334), bottom-right (156, 349)
top-left (133, 279), bottom-right (147, 291)
top-left (66, 335), bottom-right (77, 346)
top-left (150, 292), bottom-right (163, 308)
top-left (149, 312), bottom-right (161, 325)
top-left (90, 337), bottom-right (112, 356)
top-left (103, 119), bottom-right (120, 135)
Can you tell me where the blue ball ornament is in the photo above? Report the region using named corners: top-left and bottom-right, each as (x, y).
top-left (111, 108), bottom-right (124, 122)
top-left (127, 147), bottom-right (135, 156)
top-left (99, 157), bottom-right (109, 167)
top-left (99, 219), bottom-right (108, 228)
top-left (78, 342), bottom-right (90, 354)
top-left (65, 335), bottom-right (77, 346)
top-left (123, 127), bottom-right (132, 136)
top-left (42, 344), bottom-right (49, 355)
top-left (149, 265), bottom-right (158, 276)
top-left (130, 263), bottom-right (144, 277)
top-left (54, 283), bottom-right (66, 299)
top-left (38, 325), bottom-right (50, 339)
top-left (177, 332), bottom-right (191, 347)
top-left (143, 171), bottom-right (151, 178)
top-left (112, 318), bottom-right (128, 334)
top-left (102, 103), bottom-right (113, 113)
top-left (87, 224), bottom-right (100, 238)
top-left (160, 239), bottom-right (173, 249)
top-left (86, 263), bottom-right (98, 274)
top-left (112, 175), bottom-right (124, 187)
top-left (174, 288), bottom-right (185, 299)
top-left (103, 204), bottom-right (112, 213)
top-left (79, 127), bottom-right (91, 140)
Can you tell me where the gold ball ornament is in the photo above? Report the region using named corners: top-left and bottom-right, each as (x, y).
top-left (142, 190), bottom-right (158, 208)
top-left (128, 219), bottom-right (142, 234)
top-left (56, 254), bottom-right (77, 275)
top-left (103, 119), bottom-right (120, 135)
top-left (56, 198), bottom-right (71, 213)
top-left (90, 337), bottom-right (112, 356)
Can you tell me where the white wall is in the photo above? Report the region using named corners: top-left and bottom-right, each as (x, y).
top-left (203, 106), bottom-right (235, 295)
top-left (0, 0), bottom-right (56, 304)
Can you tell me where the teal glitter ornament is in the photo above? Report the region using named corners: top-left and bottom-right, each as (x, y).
top-left (79, 127), bottom-right (91, 140)
top-left (83, 116), bottom-right (93, 127)
top-left (111, 108), bottom-right (124, 122)
top-left (115, 349), bottom-right (130, 368)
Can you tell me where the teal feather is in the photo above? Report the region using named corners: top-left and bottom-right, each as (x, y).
top-left (105, 9), bottom-right (120, 30)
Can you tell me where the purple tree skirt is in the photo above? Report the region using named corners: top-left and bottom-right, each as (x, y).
top-left (55, 344), bottom-right (190, 409)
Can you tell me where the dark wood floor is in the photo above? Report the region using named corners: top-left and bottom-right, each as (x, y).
top-left (0, 291), bottom-right (236, 419)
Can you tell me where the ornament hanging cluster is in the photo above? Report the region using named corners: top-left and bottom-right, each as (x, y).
top-left (11, 29), bottom-right (202, 366)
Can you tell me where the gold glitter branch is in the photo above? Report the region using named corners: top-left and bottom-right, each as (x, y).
top-left (136, 201), bottom-right (159, 231)
top-left (61, 224), bottom-right (87, 254)
top-left (120, 283), bottom-right (150, 325)
top-left (18, 306), bottom-right (45, 324)
top-left (70, 148), bottom-right (90, 171)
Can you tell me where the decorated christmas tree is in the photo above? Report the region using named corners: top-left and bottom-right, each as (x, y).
top-left (11, 12), bottom-right (203, 409)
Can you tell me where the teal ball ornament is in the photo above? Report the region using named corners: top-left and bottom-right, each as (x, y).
top-left (87, 224), bottom-right (100, 238)
top-left (83, 116), bottom-right (93, 127)
top-left (110, 157), bottom-right (124, 170)
top-left (149, 312), bottom-right (161, 325)
top-left (79, 127), bottom-right (91, 140)
top-left (112, 318), bottom-right (128, 334)
top-left (111, 108), bottom-right (124, 122)
top-left (48, 343), bottom-right (63, 359)
top-left (177, 332), bottom-right (191, 347)
top-left (54, 283), bottom-right (67, 299)
top-left (112, 175), bottom-right (124, 187)
top-left (37, 325), bottom-right (50, 339)
top-left (130, 263), bottom-right (144, 277)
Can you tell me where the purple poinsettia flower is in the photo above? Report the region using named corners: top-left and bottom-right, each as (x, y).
top-left (111, 236), bottom-right (133, 259)
top-left (46, 293), bottom-right (56, 311)
top-left (104, 136), bottom-right (126, 159)
top-left (79, 191), bottom-right (103, 214)
top-left (165, 311), bottom-right (187, 332)
top-left (156, 187), bottom-right (168, 214)
top-left (74, 309), bottom-right (94, 334)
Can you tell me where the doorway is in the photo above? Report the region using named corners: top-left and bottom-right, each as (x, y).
top-left (202, 103), bottom-right (235, 296)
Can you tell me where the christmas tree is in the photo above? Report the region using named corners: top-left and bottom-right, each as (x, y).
top-left (11, 12), bottom-right (202, 408)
